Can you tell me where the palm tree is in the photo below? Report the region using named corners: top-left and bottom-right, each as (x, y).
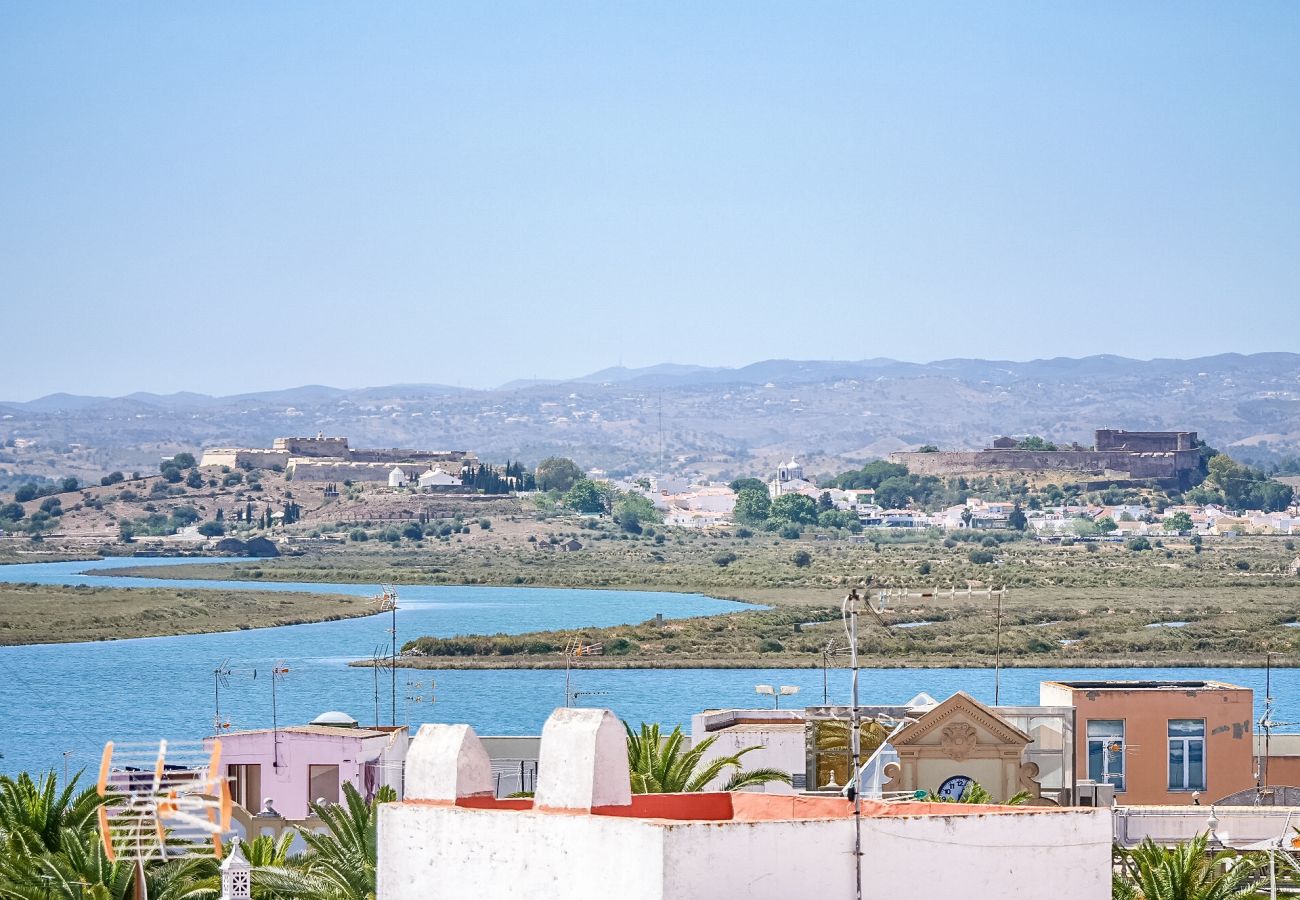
top-left (0, 772), bottom-right (107, 857)
top-left (254, 784), bottom-right (395, 900)
top-left (0, 824), bottom-right (215, 900)
top-left (625, 723), bottom-right (792, 794)
top-left (1113, 833), bottom-right (1260, 900)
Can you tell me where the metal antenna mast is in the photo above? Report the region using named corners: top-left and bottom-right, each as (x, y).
top-left (372, 585), bottom-right (400, 726)
top-left (270, 662), bottom-right (289, 770)
top-left (212, 659), bottom-right (233, 732)
top-left (993, 589), bottom-right (1005, 705)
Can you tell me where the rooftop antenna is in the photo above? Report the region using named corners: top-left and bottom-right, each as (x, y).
top-left (373, 585), bottom-right (400, 726)
top-left (96, 739), bottom-right (231, 900)
top-left (840, 586), bottom-right (893, 900)
top-left (842, 588), bottom-right (865, 900)
top-left (369, 644), bottom-right (388, 729)
top-left (270, 662), bottom-right (289, 770)
top-left (993, 588), bottom-right (1006, 705)
top-left (212, 660), bottom-right (233, 732)
top-left (562, 638), bottom-right (603, 707)
top-left (754, 685), bottom-right (800, 709)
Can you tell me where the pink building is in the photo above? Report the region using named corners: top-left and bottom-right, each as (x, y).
top-left (217, 711), bottom-right (408, 820)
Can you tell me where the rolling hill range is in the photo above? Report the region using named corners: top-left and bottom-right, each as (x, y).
top-left (3, 354), bottom-right (1299, 482)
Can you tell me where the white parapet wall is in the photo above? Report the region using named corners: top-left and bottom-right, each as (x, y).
top-left (377, 708), bottom-right (1113, 900)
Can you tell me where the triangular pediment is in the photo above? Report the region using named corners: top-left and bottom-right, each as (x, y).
top-left (891, 691), bottom-right (1030, 748)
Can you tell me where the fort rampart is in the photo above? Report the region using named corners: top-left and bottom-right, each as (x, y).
top-left (891, 448), bottom-right (1199, 480)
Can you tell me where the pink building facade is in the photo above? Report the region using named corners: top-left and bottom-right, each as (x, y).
top-left (216, 713), bottom-right (408, 820)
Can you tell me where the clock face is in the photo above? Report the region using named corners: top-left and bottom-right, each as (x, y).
top-left (936, 775), bottom-right (973, 801)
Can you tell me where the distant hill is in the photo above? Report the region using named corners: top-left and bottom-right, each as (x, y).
top-left (4, 353), bottom-right (1299, 481)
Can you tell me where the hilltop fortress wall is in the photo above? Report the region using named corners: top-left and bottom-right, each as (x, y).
top-left (891, 449), bottom-right (1198, 480)
top-left (199, 448), bottom-right (291, 469)
top-left (200, 435), bottom-right (478, 482)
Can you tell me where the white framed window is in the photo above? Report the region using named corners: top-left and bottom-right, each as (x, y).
top-left (1086, 719), bottom-right (1125, 791)
top-left (1168, 719), bottom-right (1206, 791)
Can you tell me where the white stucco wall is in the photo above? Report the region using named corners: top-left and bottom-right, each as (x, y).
top-left (378, 805), bottom-right (667, 900)
top-left (377, 804), bottom-right (1111, 900)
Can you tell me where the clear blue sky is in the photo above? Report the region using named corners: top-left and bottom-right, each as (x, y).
top-left (2, 3), bottom-right (1298, 400)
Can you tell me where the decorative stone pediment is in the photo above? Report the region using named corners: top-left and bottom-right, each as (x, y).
top-left (890, 692), bottom-right (1030, 752)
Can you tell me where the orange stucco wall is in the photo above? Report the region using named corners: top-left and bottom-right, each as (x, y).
top-left (1052, 684), bottom-right (1254, 806)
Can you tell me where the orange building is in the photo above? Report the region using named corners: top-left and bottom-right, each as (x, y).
top-left (1040, 680), bottom-right (1255, 806)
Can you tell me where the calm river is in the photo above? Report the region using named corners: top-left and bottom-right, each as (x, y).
top-left (0, 557), bottom-right (1297, 777)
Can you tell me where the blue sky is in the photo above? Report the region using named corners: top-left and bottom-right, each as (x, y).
top-left (2, 3), bottom-right (1297, 399)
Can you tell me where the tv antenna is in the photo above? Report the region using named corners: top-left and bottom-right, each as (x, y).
top-left (562, 638), bottom-right (603, 707)
top-left (569, 689), bottom-right (609, 706)
top-left (373, 585), bottom-right (400, 725)
top-left (368, 644), bottom-right (391, 728)
top-left (270, 662), bottom-right (290, 769)
top-left (96, 739), bottom-right (231, 900)
top-left (211, 659), bottom-right (257, 733)
top-left (755, 684), bottom-right (800, 709)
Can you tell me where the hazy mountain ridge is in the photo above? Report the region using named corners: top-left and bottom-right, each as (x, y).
top-left (3, 354), bottom-right (1299, 480)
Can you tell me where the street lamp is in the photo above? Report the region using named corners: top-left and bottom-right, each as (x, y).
top-left (755, 684), bottom-right (800, 709)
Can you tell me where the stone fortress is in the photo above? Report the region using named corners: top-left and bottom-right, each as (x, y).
top-left (200, 434), bottom-right (478, 483)
top-left (891, 429), bottom-right (1201, 484)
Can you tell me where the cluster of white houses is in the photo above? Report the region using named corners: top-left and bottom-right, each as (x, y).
top-left (607, 457), bottom-right (1300, 536)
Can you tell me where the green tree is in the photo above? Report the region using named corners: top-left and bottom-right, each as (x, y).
top-left (1164, 512), bottom-right (1193, 533)
top-left (0, 503), bottom-right (22, 523)
top-left (171, 452), bottom-right (197, 469)
top-left (0, 771), bottom-right (107, 857)
top-left (1095, 516), bottom-right (1118, 534)
top-left (563, 479), bottom-right (607, 514)
top-left (1007, 502), bottom-right (1027, 531)
top-left (1112, 833), bottom-right (1259, 900)
top-left (625, 723), bottom-right (791, 794)
top-left (733, 487), bottom-right (771, 524)
top-left (1016, 436), bottom-right (1058, 451)
top-left (13, 485), bottom-right (37, 503)
top-left (59, 477), bottom-right (78, 493)
top-left (197, 521), bottom-right (225, 537)
top-left (917, 445), bottom-right (940, 453)
top-left (613, 493), bottom-right (660, 533)
top-left (535, 457), bottom-right (584, 493)
top-left (769, 493), bottom-right (818, 524)
top-left (791, 550), bottom-right (812, 568)
top-left (185, 470), bottom-right (204, 489)
top-left (728, 477), bottom-right (767, 495)
top-left (100, 472), bottom-right (125, 487)
top-left (873, 476), bottom-right (913, 509)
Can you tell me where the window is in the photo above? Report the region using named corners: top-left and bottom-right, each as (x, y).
top-left (1086, 720), bottom-right (1125, 791)
top-left (1168, 719), bottom-right (1206, 791)
top-left (308, 764), bottom-right (340, 806)
top-left (228, 764), bottom-right (261, 811)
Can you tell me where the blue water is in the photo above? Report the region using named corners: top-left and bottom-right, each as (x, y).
top-left (2, 557), bottom-right (1299, 779)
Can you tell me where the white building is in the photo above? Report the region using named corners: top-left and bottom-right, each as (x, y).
top-left (378, 709), bottom-right (1112, 900)
top-left (388, 466), bottom-right (408, 488)
top-left (417, 467), bottom-right (461, 488)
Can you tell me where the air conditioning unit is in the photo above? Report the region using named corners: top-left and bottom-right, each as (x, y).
top-left (1075, 780), bottom-right (1117, 807)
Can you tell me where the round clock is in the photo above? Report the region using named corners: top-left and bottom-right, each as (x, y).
top-left (936, 775), bottom-right (974, 801)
